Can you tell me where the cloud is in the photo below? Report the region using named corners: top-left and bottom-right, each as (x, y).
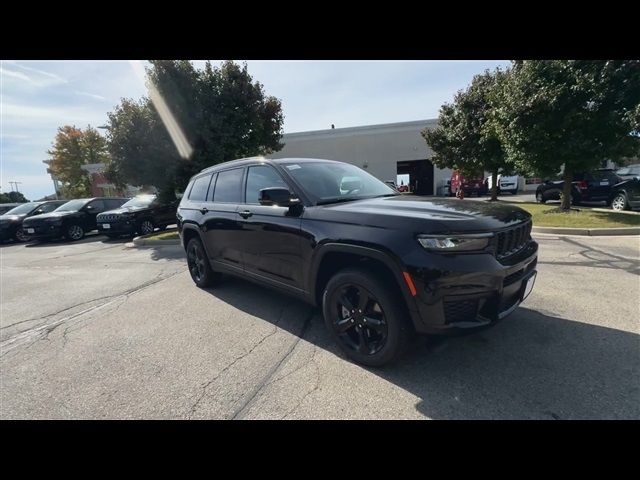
top-left (75, 91), bottom-right (108, 101)
top-left (2, 61), bottom-right (68, 86)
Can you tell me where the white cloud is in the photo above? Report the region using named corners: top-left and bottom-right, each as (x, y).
top-left (3, 61), bottom-right (68, 86)
top-left (75, 91), bottom-right (108, 101)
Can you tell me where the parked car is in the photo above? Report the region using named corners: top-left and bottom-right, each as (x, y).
top-left (0, 200), bottom-right (67, 242)
top-left (22, 197), bottom-right (128, 242)
top-left (96, 194), bottom-right (178, 238)
top-left (615, 164), bottom-right (640, 181)
top-left (485, 174), bottom-right (519, 195)
top-left (535, 169), bottom-right (622, 205)
top-left (0, 203), bottom-right (22, 215)
top-left (177, 157), bottom-right (538, 367)
top-left (608, 177), bottom-right (640, 211)
top-left (449, 170), bottom-right (487, 196)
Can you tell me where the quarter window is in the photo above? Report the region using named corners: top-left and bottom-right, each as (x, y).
top-left (189, 174), bottom-right (212, 201)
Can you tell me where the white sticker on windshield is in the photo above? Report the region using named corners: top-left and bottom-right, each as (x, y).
top-left (286, 164), bottom-right (301, 170)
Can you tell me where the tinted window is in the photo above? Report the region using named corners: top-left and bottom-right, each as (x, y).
top-left (88, 200), bottom-right (106, 211)
top-left (245, 166), bottom-right (288, 204)
top-left (189, 174), bottom-right (212, 201)
top-left (213, 168), bottom-right (244, 203)
top-left (39, 202), bottom-right (62, 214)
top-left (106, 199), bottom-right (127, 209)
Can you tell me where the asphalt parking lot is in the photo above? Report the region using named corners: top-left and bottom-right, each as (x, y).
top-left (1, 233), bottom-right (639, 419)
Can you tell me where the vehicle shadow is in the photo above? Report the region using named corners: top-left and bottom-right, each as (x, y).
top-left (201, 276), bottom-right (640, 419)
top-left (22, 233), bottom-right (126, 248)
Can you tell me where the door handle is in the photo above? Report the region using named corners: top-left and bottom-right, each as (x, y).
top-left (238, 210), bottom-right (253, 219)
top-left (199, 207), bottom-right (209, 214)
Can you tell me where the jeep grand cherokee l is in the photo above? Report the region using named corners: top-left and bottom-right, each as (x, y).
top-left (535, 169), bottom-right (622, 205)
top-left (0, 200), bottom-right (67, 242)
top-left (22, 197), bottom-right (128, 242)
top-left (177, 157), bottom-right (538, 367)
top-left (96, 194), bottom-right (178, 238)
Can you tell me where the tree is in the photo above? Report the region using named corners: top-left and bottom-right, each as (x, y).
top-left (422, 69), bottom-right (510, 201)
top-left (489, 60), bottom-right (640, 210)
top-left (106, 60), bottom-right (284, 199)
top-left (47, 125), bottom-right (110, 198)
top-left (0, 191), bottom-right (29, 203)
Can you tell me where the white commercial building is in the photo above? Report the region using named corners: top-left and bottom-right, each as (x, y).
top-left (268, 119), bottom-right (452, 196)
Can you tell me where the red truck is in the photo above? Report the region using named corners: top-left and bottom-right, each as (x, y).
top-left (449, 170), bottom-right (488, 197)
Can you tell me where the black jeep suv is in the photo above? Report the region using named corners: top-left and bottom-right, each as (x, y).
top-left (535, 169), bottom-right (622, 205)
top-left (96, 194), bottom-right (178, 238)
top-left (22, 197), bottom-right (128, 242)
top-left (177, 158), bottom-right (538, 366)
top-left (0, 200), bottom-right (67, 242)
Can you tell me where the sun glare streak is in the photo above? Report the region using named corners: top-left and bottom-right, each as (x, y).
top-left (129, 60), bottom-right (193, 159)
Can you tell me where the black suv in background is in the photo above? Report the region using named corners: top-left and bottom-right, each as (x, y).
top-left (22, 197), bottom-right (128, 242)
top-left (96, 194), bottom-right (178, 238)
top-left (0, 200), bottom-right (67, 242)
top-left (177, 157), bottom-right (538, 366)
top-left (535, 169), bottom-right (622, 205)
top-left (609, 177), bottom-right (640, 211)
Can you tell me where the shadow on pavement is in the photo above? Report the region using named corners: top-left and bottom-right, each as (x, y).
top-left (201, 275), bottom-right (640, 419)
top-left (21, 233), bottom-right (126, 248)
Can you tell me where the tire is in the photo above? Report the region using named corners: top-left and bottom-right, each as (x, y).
top-left (322, 267), bottom-right (411, 367)
top-left (13, 227), bottom-right (28, 242)
top-left (138, 219), bottom-right (155, 236)
top-left (611, 192), bottom-right (628, 211)
top-left (65, 224), bottom-right (84, 241)
top-left (186, 238), bottom-right (220, 288)
top-left (535, 191), bottom-right (545, 203)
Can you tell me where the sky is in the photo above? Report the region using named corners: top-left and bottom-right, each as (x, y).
top-left (1, 60), bottom-right (510, 201)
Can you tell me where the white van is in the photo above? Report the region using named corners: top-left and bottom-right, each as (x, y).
top-left (486, 174), bottom-right (519, 195)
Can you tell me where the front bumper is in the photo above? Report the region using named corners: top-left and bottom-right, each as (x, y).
top-left (22, 223), bottom-right (63, 240)
top-left (404, 240), bottom-right (538, 335)
top-left (96, 221), bottom-right (135, 235)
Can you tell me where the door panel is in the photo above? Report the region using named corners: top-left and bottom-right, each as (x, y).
top-left (237, 165), bottom-right (303, 289)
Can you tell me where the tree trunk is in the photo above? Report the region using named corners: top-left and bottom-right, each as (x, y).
top-left (490, 170), bottom-right (498, 201)
top-left (561, 167), bottom-right (573, 210)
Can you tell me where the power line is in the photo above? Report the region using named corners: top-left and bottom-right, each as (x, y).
top-left (8, 181), bottom-right (23, 193)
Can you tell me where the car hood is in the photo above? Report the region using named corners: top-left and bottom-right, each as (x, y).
top-left (0, 214), bottom-right (26, 223)
top-left (22, 210), bottom-right (77, 224)
top-left (99, 206), bottom-right (148, 216)
top-left (311, 195), bottom-right (531, 232)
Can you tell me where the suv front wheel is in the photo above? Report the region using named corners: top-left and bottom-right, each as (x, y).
top-left (322, 268), bottom-right (410, 367)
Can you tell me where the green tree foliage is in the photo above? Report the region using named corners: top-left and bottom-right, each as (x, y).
top-left (106, 60), bottom-right (284, 199)
top-left (489, 60), bottom-right (640, 209)
top-left (422, 69), bottom-right (510, 200)
top-left (0, 191), bottom-right (29, 203)
top-left (47, 125), bottom-right (110, 198)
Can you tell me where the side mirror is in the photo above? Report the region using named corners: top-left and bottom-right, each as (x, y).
top-left (259, 188), bottom-right (299, 207)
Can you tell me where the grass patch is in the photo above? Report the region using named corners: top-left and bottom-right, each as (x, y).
top-left (143, 230), bottom-right (179, 241)
top-left (509, 202), bottom-right (640, 228)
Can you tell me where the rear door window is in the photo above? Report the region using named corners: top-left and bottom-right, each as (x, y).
top-left (213, 168), bottom-right (244, 203)
top-left (88, 200), bottom-right (106, 212)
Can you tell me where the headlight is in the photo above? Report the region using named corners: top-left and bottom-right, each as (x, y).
top-left (417, 233), bottom-right (493, 252)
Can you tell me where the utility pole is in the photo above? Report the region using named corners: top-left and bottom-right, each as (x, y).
top-left (9, 181), bottom-right (23, 193)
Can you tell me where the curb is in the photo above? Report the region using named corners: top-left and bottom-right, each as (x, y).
top-left (131, 229), bottom-right (181, 247)
top-left (532, 226), bottom-right (640, 236)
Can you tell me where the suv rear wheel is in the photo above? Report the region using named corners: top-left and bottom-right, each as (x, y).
top-left (138, 219), bottom-right (155, 235)
top-left (611, 192), bottom-right (628, 211)
top-left (66, 224), bottom-right (84, 241)
top-left (186, 238), bottom-right (220, 288)
top-left (322, 268), bottom-right (411, 367)
top-left (13, 227), bottom-right (28, 242)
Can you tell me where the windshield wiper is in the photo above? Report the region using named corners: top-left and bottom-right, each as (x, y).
top-left (316, 196), bottom-right (364, 206)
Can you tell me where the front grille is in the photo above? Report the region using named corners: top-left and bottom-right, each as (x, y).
top-left (495, 221), bottom-right (532, 259)
top-left (98, 214), bottom-right (121, 222)
top-left (443, 299), bottom-right (479, 324)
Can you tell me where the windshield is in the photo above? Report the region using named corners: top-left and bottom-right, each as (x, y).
top-left (282, 162), bottom-right (397, 205)
top-left (55, 199), bottom-right (89, 212)
top-left (122, 195), bottom-right (157, 208)
top-left (3, 202), bottom-right (39, 215)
